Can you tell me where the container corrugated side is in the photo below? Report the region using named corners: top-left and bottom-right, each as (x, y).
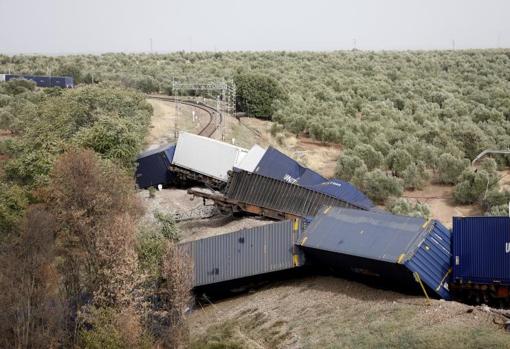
top-left (226, 170), bottom-right (364, 218)
top-left (172, 132), bottom-right (248, 181)
top-left (253, 147), bottom-right (374, 209)
top-left (178, 219), bottom-right (305, 287)
top-left (452, 216), bottom-right (510, 285)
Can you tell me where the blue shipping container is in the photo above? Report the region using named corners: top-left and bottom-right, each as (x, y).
top-left (253, 146), bottom-right (374, 210)
top-left (135, 144), bottom-right (175, 189)
top-left (5, 74), bottom-right (74, 88)
top-left (300, 206), bottom-right (452, 299)
top-left (452, 216), bottom-right (510, 285)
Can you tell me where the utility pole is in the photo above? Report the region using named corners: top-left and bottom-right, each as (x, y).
top-left (150, 38), bottom-right (153, 53)
top-left (451, 39), bottom-right (456, 50)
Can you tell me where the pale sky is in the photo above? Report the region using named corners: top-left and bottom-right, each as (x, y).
top-left (0, 0), bottom-right (509, 53)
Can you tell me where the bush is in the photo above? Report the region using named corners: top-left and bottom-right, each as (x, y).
top-left (335, 154), bottom-right (365, 182)
top-left (386, 198), bottom-right (431, 219)
top-left (402, 162), bottom-right (429, 190)
top-left (0, 183), bottom-right (28, 237)
top-left (346, 144), bottom-right (384, 171)
top-left (386, 149), bottom-right (412, 176)
top-left (437, 153), bottom-right (469, 185)
top-left (79, 306), bottom-right (153, 349)
top-left (362, 169), bottom-right (403, 203)
top-left (453, 167), bottom-right (499, 204)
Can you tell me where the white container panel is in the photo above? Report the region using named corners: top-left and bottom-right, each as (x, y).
top-left (173, 132), bottom-right (248, 181)
top-left (236, 144), bottom-right (266, 172)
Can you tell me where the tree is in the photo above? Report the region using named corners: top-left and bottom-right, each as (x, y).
top-left (0, 183), bottom-right (28, 238)
top-left (362, 169), bottom-right (404, 203)
top-left (402, 162), bottom-right (429, 190)
top-left (386, 149), bottom-right (413, 176)
top-left (161, 242), bottom-right (192, 348)
top-left (235, 72), bottom-right (286, 118)
top-left (453, 167), bottom-right (499, 204)
top-left (335, 154), bottom-right (365, 182)
top-left (346, 144), bottom-right (384, 171)
top-left (437, 153), bottom-right (469, 185)
top-left (46, 149), bottom-right (142, 328)
top-left (0, 206), bottom-right (67, 349)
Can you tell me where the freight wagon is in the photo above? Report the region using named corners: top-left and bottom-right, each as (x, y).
top-left (2, 74), bottom-right (74, 88)
top-left (247, 146), bottom-right (374, 210)
top-left (171, 132), bottom-right (248, 189)
top-left (178, 219), bottom-right (305, 288)
top-left (451, 216), bottom-right (510, 306)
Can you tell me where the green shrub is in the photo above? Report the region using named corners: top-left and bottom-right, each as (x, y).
top-left (386, 198), bottom-right (431, 219)
top-left (362, 169), bottom-right (403, 203)
top-left (335, 155), bottom-right (365, 182)
top-left (437, 153), bottom-right (469, 185)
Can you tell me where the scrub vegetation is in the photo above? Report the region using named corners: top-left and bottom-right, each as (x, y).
top-left (0, 79), bottom-right (190, 348)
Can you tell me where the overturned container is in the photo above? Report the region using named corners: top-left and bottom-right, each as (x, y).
top-left (223, 170), bottom-right (367, 220)
top-left (178, 219), bottom-right (305, 287)
top-left (252, 146), bottom-right (374, 210)
top-left (171, 131), bottom-right (248, 189)
top-left (299, 206), bottom-right (452, 299)
top-left (135, 143), bottom-right (175, 189)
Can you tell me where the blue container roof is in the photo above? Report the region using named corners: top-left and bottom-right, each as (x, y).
top-left (300, 206), bottom-right (452, 298)
top-left (254, 147), bottom-right (374, 210)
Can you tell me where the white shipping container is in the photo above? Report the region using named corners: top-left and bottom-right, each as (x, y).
top-left (236, 144), bottom-right (266, 172)
top-left (0, 74), bottom-right (5, 82)
top-left (173, 132), bottom-right (248, 181)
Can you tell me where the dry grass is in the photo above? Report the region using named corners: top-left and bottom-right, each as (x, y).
top-left (189, 276), bottom-right (510, 348)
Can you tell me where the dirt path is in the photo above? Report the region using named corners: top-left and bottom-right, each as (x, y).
top-left (144, 98), bottom-right (210, 149)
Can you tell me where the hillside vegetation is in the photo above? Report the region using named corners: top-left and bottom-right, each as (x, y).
top-left (3, 50), bottom-right (510, 212)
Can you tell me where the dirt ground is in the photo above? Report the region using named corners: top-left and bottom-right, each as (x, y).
top-left (189, 275), bottom-right (510, 348)
top-left (403, 183), bottom-right (481, 228)
top-left (144, 98), bottom-right (211, 149)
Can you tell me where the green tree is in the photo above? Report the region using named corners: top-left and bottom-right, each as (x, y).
top-left (346, 144), bottom-right (384, 171)
top-left (335, 155), bottom-right (365, 182)
top-left (362, 169), bottom-right (403, 203)
top-left (235, 72), bottom-right (286, 118)
top-left (437, 153), bottom-right (469, 185)
top-left (386, 149), bottom-right (413, 176)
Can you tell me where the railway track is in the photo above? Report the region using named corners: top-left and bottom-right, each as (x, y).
top-left (147, 95), bottom-right (222, 138)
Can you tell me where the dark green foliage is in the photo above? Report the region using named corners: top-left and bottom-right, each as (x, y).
top-left (0, 183), bottom-right (28, 236)
top-left (453, 160), bottom-right (500, 204)
top-left (345, 144), bottom-right (384, 171)
top-left (437, 153), bottom-right (470, 185)
top-left (335, 154), bottom-right (365, 182)
top-left (1, 83), bottom-right (151, 185)
top-left (361, 169), bottom-right (404, 203)
top-left (235, 72), bottom-right (286, 117)
top-left (402, 162), bottom-right (429, 190)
